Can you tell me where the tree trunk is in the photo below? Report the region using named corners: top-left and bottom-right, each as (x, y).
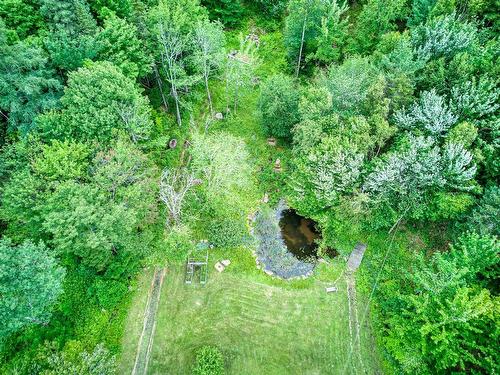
top-left (204, 74), bottom-right (213, 114)
top-left (172, 85), bottom-right (182, 127)
top-left (153, 63), bottom-right (169, 111)
top-left (296, 13), bottom-right (308, 78)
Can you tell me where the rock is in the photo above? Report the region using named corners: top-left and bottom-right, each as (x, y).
top-left (215, 112), bottom-right (224, 120)
top-left (214, 262), bottom-right (225, 273)
top-left (274, 158), bottom-right (282, 172)
top-left (264, 269), bottom-right (274, 276)
top-left (267, 137), bottom-right (276, 146)
top-left (221, 259), bottom-right (231, 267)
top-left (262, 193), bottom-right (269, 203)
top-left (168, 139), bottom-right (177, 149)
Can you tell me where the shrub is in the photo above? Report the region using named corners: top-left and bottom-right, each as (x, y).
top-left (192, 345), bottom-right (224, 375)
top-left (208, 216), bottom-right (248, 248)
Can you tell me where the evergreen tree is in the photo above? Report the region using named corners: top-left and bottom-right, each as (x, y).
top-left (0, 238), bottom-right (65, 339)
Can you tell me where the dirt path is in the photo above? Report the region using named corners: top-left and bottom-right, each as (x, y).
top-left (131, 268), bottom-right (166, 375)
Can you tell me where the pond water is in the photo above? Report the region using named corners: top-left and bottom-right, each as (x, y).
top-left (279, 209), bottom-right (320, 260)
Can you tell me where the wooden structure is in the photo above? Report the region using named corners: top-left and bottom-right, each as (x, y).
top-left (185, 241), bottom-right (209, 285)
top-left (347, 243), bottom-right (367, 272)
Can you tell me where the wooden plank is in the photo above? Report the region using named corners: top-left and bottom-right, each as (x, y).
top-left (347, 243), bottom-right (367, 271)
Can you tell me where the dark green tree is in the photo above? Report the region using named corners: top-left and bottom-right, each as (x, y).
top-left (0, 238), bottom-right (65, 340)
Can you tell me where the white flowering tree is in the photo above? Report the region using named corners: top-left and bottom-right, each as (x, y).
top-left (394, 89), bottom-right (458, 136)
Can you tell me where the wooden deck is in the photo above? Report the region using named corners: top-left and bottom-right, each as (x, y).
top-left (347, 243), bottom-right (367, 271)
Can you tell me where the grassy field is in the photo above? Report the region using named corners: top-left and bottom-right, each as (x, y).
top-left (120, 247), bottom-right (383, 375)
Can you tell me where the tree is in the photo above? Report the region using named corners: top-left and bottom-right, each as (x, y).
top-left (193, 20), bottom-right (226, 114)
top-left (384, 234), bottom-right (499, 373)
top-left (313, 0), bottom-right (349, 64)
top-left (290, 136), bottom-right (363, 211)
top-left (149, 0), bottom-right (205, 126)
top-left (324, 57), bottom-right (375, 116)
top-left (0, 168), bottom-right (47, 241)
top-left (42, 61), bottom-right (152, 142)
top-left (160, 167), bottom-right (198, 226)
top-left (0, 238), bottom-right (65, 339)
top-left (32, 140), bottom-right (91, 182)
top-left (258, 74), bottom-right (300, 140)
top-left (96, 14), bottom-right (152, 79)
top-left (201, 0), bottom-right (245, 27)
top-left (40, 0), bottom-right (99, 71)
top-left (363, 135), bottom-right (476, 227)
top-left (284, 0), bottom-right (328, 76)
top-left (44, 343), bottom-right (116, 375)
top-left (463, 185), bottom-right (500, 237)
top-left (412, 13), bottom-right (477, 62)
top-left (394, 89), bottom-right (458, 136)
top-left (0, 0), bottom-right (42, 41)
top-left (350, 0), bottom-right (407, 54)
top-left (0, 31), bottom-right (62, 135)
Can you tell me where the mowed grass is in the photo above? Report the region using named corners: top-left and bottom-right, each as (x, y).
top-left (143, 249), bottom-right (382, 375)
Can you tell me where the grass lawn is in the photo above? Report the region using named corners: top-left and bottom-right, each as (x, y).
top-left (138, 248), bottom-right (382, 375)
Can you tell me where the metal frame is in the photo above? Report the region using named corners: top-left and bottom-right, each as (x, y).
top-left (185, 241), bottom-right (209, 285)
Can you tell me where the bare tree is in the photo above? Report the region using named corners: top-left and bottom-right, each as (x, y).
top-left (159, 168), bottom-right (199, 226)
top-left (157, 23), bottom-right (185, 127)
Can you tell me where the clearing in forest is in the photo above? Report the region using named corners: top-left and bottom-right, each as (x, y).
top-left (120, 249), bottom-right (382, 375)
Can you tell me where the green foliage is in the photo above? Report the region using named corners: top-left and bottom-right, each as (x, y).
top-left (96, 14), bottom-right (152, 79)
top-left (0, 0), bottom-right (42, 41)
top-left (463, 185), bottom-right (499, 237)
top-left (350, 0), bottom-right (408, 54)
top-left (40, 0), bottom-right (99, 71)
top-left (0, 35), bottom-right (62, 134)
top-left (284, 0), bottom-right (348, 74)
top-left (207, 215), bottom-right (248, 248)
top-left (89, 0), bottom-right (133, 19)
top-left (32, 140), bottom-right (91, 181)
top-left (382, 233), bottom-right (499, 373)
top-left (0, 238), bottom-right (65, 340)
top-left (94, 279), bottom-right (129, 310)
top-left (412, 13), bottom-right (477, 62)
top-left (192, 345), bottom-right (224, 375)
top-left (258, 74), bottom-right (300, 140)
top-left (248, 0), bottom-right (287, 18)
top-left (40, 61), bottom-right (152, 142)
top-left (201, 0), bottom-right (245, 27)
top-left (324, 57), bottom-right (376, 116)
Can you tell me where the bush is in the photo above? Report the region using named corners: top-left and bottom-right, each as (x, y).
top-left (259, 74), bottom-right (300, 140)
top-left (192, 345), bottom-right (224, 375)
top-left (207, 216), bottom-right (249, 248)
top-left (94, 279), bottom-right (129, 310)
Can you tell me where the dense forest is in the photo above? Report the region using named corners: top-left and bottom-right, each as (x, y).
top-left (0, 0), bottom-right (498, 374)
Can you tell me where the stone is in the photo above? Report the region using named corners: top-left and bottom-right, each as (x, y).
top-left (274, 158), bottom-right (282, 172)
top-left (214, 262), bottom-right (225, 273)
top-left (267, 137), bottom-right (276, 146)
top-left (168, 139), bottom-right (177, 149)
top-left (262, 193), bottom-right (269, 203)
top-left (221, 259), bottom-right (231, 267)
top-left (215, 112), bottom-right (224, 120)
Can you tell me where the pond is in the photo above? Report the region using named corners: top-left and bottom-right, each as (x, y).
top-left (279, 209), bottom-right (320, 260)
